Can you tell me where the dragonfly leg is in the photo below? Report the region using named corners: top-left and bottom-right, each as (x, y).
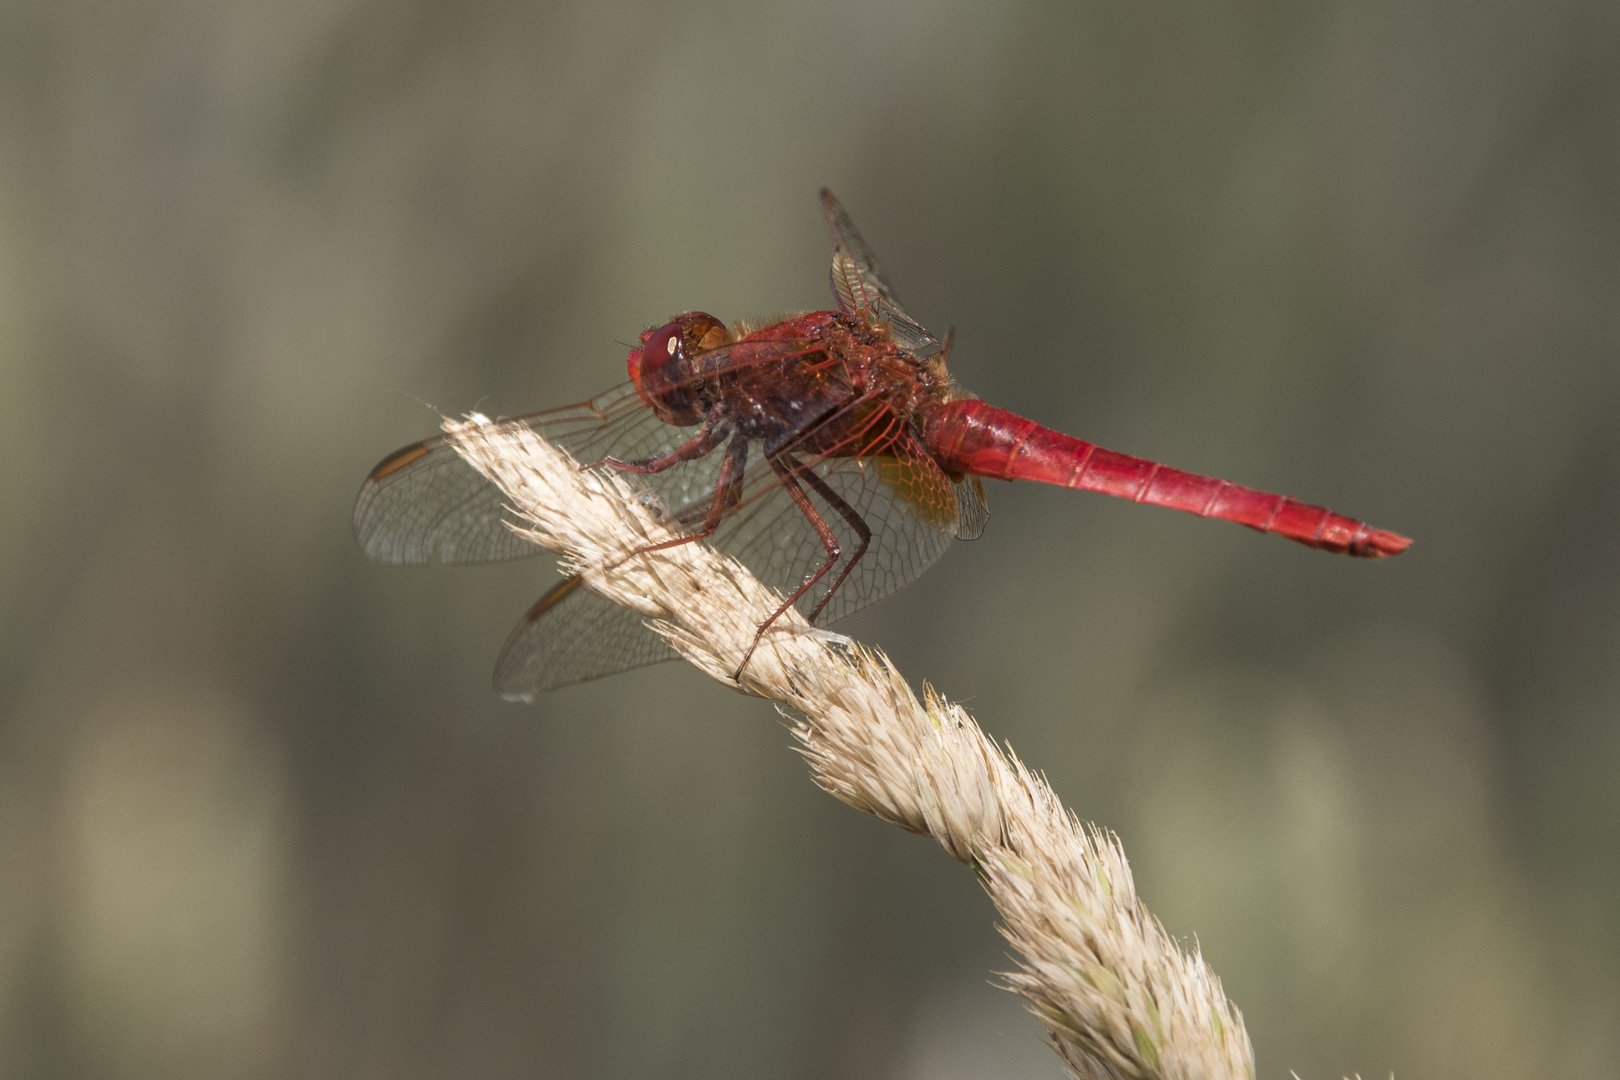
top-left (609, 436), bottom-right (749, 567)
top-left (733, 455), bottom-right (844, 680)
top-left (793, 463), bottom-right (871, 624)
top-left (583, 423), bottom-right (726, 474)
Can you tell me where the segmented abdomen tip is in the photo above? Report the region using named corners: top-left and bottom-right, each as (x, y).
top-left (1357, 528), bottom-right (1413, 558)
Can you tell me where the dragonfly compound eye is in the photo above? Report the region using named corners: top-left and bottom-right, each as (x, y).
top-left (628, 312), bottom-right (730, 427)
top-left (628, 320), bottom-right (701, 426)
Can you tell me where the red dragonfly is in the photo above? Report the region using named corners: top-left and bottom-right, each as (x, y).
top-left (356, 190), bottom-right (1410, 699)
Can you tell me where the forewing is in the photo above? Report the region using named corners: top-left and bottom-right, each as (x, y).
top-left (493, 576), bottom-right (678, 701)
top-left (356, 382), bottom-right (732, 566)
top-left (353, 431), bottom-right (544, 566)
top-left (820, 189), bottom-right (941, 357)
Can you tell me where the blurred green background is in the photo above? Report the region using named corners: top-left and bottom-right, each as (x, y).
top-left (1, 0), bottom-right (1616, 1077)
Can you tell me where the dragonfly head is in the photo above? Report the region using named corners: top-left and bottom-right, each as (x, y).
top-left (628, 312), bottom-right (731, 426)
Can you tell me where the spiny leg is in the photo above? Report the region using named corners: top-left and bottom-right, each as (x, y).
top-left (582, 423), bottom-right (726, 475)
top-left (791, 459), bottom-right (872, 624)
top-left (733, 454), bottom-right (844, 680)
top-left (613, 435), bottom-right (749, 567)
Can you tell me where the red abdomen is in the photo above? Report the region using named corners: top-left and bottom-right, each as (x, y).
top-left (919, 400), bottom-right (1411, 558)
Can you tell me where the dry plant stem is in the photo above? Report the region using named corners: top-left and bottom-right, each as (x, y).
top-left (445, 414), bottom-right (1255, 1080)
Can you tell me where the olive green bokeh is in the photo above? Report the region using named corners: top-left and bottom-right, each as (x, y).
top-left (0, 1), bottom-right (1616, 1077)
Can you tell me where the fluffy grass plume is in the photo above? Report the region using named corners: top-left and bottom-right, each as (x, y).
top-left (445, 414), bottom-right (1254, 1080)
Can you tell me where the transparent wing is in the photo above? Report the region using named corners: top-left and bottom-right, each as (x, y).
top-left (820, 189), bottom-right (941, 357)
top-left (353, 428), bottom-right (551, 566)
top-left (491, 422), bottom-right (966, 693)
top-left (704, 428), bottom-right (963, 625)
top-left (952, 475), bottom-right (989, 540)
top-left (493, 576), bottom-right (678, 701)
top-left (355, 348), bottom-right (808, 566)
top-left (358, 324), bottom-right (967, 692)
top-left (353, 384), bottom-right (648, 565)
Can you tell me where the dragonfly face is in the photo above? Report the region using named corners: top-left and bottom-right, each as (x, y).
top-left (627, 311), bottom-right (731, 427)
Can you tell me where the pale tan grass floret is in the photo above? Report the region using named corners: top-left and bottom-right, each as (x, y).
top-left (445, 414), bottom-right (1255, 1080)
